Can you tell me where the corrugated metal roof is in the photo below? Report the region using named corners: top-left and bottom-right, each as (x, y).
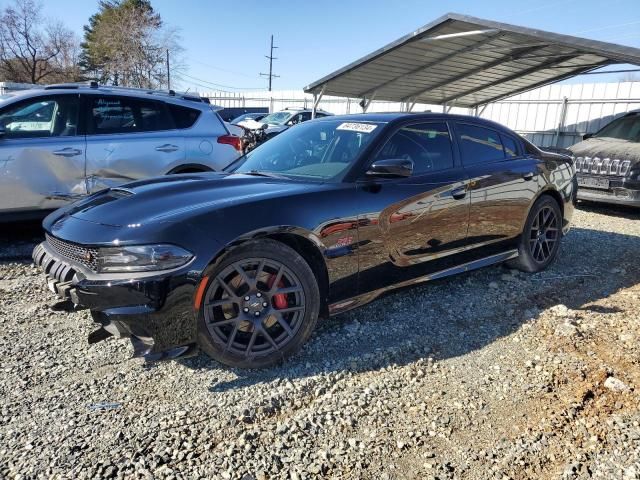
top-left (303, 13), bottom-right (640, 108)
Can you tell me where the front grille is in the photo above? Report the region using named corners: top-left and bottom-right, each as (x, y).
top-left (574, 157), bottom-right (631, 176)
top-left (45, 234), bottom-right (99, 271)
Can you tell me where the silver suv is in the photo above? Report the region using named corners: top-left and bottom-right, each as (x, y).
top-left (0, 83), bottom-right (243, 220)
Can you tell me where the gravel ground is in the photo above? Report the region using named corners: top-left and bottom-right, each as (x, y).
top-left (0, 204), bottom-right (639, 479)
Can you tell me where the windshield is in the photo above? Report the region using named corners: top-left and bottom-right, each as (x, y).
top-left (227, 119), bottom-right (383, 181)
top-left (594, 114), bottom-right (640, 142)
top-left (261, 111), bottom-right (293, 125)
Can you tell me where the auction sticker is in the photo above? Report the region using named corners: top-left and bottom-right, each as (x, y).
top-left (336, 122), bottom-right (378, 133)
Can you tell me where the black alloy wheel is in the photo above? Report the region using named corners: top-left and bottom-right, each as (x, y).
top-left (528, 205), bottom-right (559, 263)
top-left (508, 195), bottom-right (563, 273)
top-left (198, 240), bottom-right (320, 368)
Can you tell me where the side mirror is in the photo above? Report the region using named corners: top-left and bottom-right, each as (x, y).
top-left (366, 158), bottom-right (414, 178)
top-left (583, 133), bottom-right (594, 140)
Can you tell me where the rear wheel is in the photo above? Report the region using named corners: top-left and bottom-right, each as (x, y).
top-left (508, 195), bottom-right (562, 273)
top-left (198, 240), bottom-right (320, 368)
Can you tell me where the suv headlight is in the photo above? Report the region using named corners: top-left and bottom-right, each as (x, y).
top-left (96, 244), bottom-right (193, 273)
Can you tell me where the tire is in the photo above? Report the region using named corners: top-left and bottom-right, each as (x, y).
top-left (197, 239), bottom-right (320, 368)
top-left (508, 195), bottom-right (563, 273)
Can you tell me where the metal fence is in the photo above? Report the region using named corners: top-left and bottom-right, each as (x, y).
top-left (204, 81), bottom-right (640, 148)
top-left (0, 81), bottom-right (36, 95)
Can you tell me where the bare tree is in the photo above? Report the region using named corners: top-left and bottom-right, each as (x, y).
top-left (0, 0), bottom-right (80, 84)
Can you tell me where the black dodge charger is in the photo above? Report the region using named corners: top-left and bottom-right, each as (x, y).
top-left (34, 113), bottom-right (577, 368)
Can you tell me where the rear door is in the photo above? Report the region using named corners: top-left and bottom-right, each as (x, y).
top-left (453, 122), bottom-right (539, 244)
top-left (0, 93), bottom-right (85, 213)
top-left (84, 95), bottom-right (185, 193)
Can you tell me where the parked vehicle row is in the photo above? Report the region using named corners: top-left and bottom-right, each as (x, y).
top-left (33, 112), bottom-right (576, 368)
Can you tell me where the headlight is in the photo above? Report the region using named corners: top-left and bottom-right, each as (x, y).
top-left (96, 244), bottom-right (193, 273)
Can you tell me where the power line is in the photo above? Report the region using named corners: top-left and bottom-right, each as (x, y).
top-left (260, 35), bottom-right (280, 92)
top-left (188, 58), bottom-right (258, 79)
top-left (179, 72), bottom-right (263, 91)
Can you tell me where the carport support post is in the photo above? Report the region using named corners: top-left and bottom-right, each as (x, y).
top-left (553, 96), bottom-right (569, 147)
top-left (311, 85), bottom-right (326, 119)
top-left (362, 91), bottom-right (377, 113)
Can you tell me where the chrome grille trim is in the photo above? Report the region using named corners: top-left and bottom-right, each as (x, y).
top-left (574, 156), bottom-right (631, 177)
top-left (45, 234), bottom-right (99, 271)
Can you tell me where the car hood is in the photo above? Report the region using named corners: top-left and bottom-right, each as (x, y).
top-left (569, 137), bottom-right (640, 163)
top-left (62, 172), bottom-right (327, 227)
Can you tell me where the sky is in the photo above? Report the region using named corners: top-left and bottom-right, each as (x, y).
top-left (31, 0), bottom-right (640, 92)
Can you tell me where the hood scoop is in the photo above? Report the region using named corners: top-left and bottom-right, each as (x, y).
top-left (109, 187), bottom-right (135, 198)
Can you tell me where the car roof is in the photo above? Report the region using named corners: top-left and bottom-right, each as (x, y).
top-left (314, 111), bottom-right (517, 131)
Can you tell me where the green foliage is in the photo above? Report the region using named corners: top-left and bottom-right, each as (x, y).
top-left (80, 0), bottom-right (175, 88)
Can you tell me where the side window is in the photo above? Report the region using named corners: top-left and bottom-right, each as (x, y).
top-left (501, 134), bottom-right (520, 158)
top-left (456, 123), bottom-right (505, 165)
top-left (375, 122), bottom-right (454, 175)
top-left (168, 104), bottom-right (200, 129)
top-left (88, 96), bottom-right (173, 134)
top-left (0, 95), bottom-right (79, 139)
top-left (299, 111), bottom-right (312, 122)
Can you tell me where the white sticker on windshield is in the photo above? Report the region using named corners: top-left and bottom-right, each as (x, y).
top-left (336, 122), bottom-right (378, 133)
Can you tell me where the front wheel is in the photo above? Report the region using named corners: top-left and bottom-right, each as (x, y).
top-left (508, 195), bottom-right (563, 273)
top-left (197, 240), bottom-right (320, 368)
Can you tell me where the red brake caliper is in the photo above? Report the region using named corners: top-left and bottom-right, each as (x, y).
top-left (267, 274), bottom-right (288, 309)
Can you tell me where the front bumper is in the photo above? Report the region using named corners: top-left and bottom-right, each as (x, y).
top-left (577, 187), bottom-right (640, 207)
top-left (33, 241), bottom-right (199, 361)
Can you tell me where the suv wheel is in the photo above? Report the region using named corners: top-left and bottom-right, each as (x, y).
top-left (197, 240), bottom-right (320, 368)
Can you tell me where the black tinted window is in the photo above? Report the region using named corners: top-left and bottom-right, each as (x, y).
top-left (89, 96), bottom-right (173, 134)
top-left (0, 95), bottom-right (79, 138)
top-left (501, 134), bottom-right (519, 158)
top-left (456, 124), bottom-right (505, 165)
top-left (375, 122), bottom-right (454, 175)
top-left (168, 104), bottom-right (200, 129)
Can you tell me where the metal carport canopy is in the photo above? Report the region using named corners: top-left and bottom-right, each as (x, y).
top-left (303, 13), bottom-right (640, 109)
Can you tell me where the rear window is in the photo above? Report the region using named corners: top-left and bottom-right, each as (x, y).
top-left (168, 104), bottom-right (201, 129)
top-left (89, 96), bottom-right (173, 134)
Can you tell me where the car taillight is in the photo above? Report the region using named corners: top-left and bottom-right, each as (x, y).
top-left (218, 134), bottom-right (243, 152)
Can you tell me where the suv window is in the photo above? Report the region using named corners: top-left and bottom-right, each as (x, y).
top-left (456, 123), bottom-right (505, 165)
top-left (88, 96), bottom-right (173, 134)
top-left (375, 122), bottom-right (454, 175)
top-left (0, 95), bottom-right (79, 139)
top-left (594, 113), bottom-right (640, 141)
top-left (168, 104), bottom-right (201, 129)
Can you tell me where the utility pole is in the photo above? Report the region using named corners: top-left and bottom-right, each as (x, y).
top-left (260, 35), bottom-right (280, 91)
top-left (166, 49), bottom-right (171, 90)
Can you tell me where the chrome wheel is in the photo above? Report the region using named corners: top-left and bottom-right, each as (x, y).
top-left (529, 205), bottom-right (559, 263)
top-left (203, 258), bottom-right (306, 358)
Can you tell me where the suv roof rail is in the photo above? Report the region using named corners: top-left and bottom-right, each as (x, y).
top-left (42, 81), bottom-right (208, 103)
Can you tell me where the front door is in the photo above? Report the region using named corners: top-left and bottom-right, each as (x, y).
top-left (84, 95), bottom-right (185, 193)
top-left (0, 93), bottom-right (85, 213)
top-left (355, 121), bottom-right (471, 295)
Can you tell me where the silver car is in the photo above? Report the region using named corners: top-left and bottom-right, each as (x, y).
top-left (0, 83), bottom-right (243, 220)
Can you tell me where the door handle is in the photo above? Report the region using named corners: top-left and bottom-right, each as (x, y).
top-left (523, 172), bottom-right (535, 181)
top-left (53, 148), bottom-right (82, 157)
top-left (155, 144), bottom-right (179, 153)
top-left (451, 187), bottom-right (467, 200)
